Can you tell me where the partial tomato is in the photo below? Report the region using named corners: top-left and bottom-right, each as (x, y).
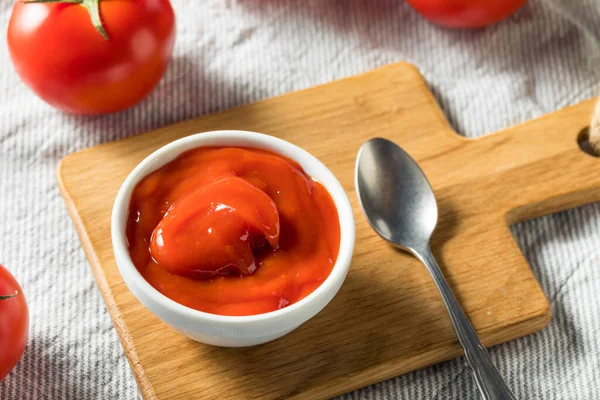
top-left (0, 264), bottom-right (28, 381)
top-left (406, 0), bottom-right (527, 28)
top-left (7, 0), bottom-right (176, 115)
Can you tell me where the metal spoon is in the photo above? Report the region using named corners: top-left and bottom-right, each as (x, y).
top-left (355, 137), bottom-right (517, 400)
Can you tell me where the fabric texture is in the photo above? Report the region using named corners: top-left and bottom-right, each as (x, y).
top-left (1, 0), bottom-right (600, 399)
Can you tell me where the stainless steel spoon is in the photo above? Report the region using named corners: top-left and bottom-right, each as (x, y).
top-left (355, 137), bottom-right (517, 400)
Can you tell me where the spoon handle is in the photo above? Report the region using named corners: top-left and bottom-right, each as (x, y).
top-left (417, 246), bottom-right (517, 400)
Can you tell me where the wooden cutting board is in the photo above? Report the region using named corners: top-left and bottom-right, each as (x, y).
top-left (57, 62), bottom-right (600, 400)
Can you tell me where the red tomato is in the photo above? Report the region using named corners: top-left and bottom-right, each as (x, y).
top-left (7, 0), bottom-right (176, 115)
top-left (0, 264), bottom-right (29, 381)
top-left (406, 0), bottom-right (527, 28)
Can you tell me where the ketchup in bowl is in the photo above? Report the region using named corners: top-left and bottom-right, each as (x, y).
top-left (126, 147), bottom-right (341, 316)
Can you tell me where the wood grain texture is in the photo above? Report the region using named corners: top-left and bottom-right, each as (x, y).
top-left (57, 63), bottom-right (600, 400)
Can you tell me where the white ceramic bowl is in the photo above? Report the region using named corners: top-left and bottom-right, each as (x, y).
top-left (111, 130), bottom-right (355, 347)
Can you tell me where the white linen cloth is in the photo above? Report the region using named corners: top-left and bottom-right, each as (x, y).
top-left (1, 0), bottom-right (599, 398)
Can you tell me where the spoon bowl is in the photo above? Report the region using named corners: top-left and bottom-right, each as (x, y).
top-left (355, 137), bottom-right (437, 253)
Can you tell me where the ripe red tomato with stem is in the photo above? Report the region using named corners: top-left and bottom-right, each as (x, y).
top-left (7, 0), bottom-right (176, 115)
top-left (406, 0), bottom-right (527, 28)
top-left (0, 264), bottom-right (29, 381)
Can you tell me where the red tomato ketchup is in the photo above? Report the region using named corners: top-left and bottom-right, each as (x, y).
top-left (126, 147), bottom-right (341, 316)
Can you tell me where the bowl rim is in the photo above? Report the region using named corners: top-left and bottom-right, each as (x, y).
top-left (111, 130), bottom-right (355, 326)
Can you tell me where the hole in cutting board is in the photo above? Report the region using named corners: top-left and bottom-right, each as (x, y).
top-left (577, 127), bottom-right (599, 158)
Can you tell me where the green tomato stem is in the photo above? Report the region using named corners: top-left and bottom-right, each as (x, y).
top-left (82, 0), bottom-right (108, 40)
top-left (0, 291), bottom-right (18, 300)
top-left (23, 0), bottom-right (108, 40)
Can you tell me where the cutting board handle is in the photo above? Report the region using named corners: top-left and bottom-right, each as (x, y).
top-left (469, 99), bottom-right (600, 224)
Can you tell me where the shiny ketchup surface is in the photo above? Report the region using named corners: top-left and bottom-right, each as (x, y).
top-left (126, 147), bottom-right (341, 316)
